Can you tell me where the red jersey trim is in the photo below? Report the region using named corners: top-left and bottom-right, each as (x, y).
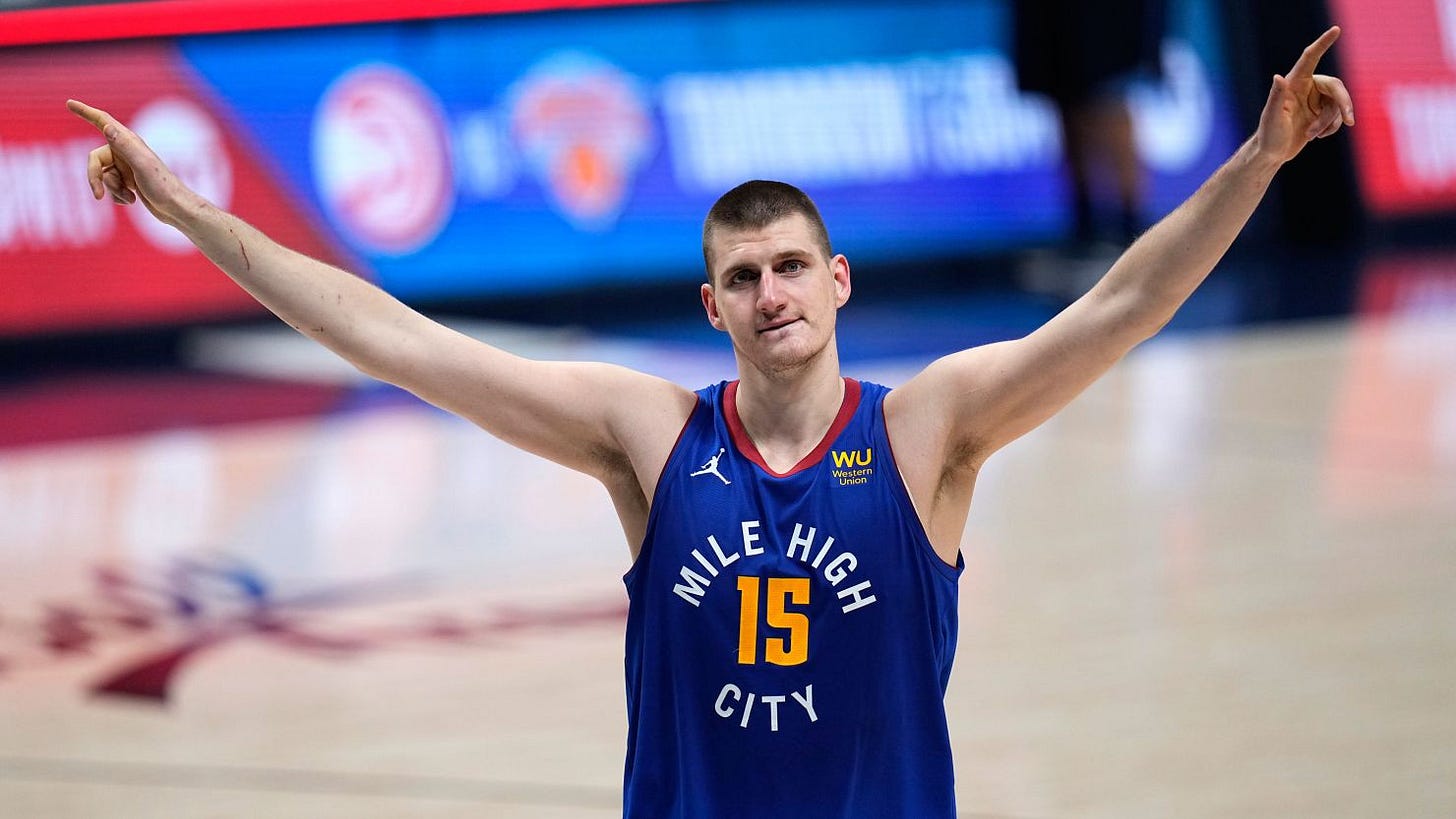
top-left (723, 377), bottom-right (861, 479)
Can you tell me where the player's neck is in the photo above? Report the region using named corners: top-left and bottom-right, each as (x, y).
top-left (733, 352), bottom-right (845, 471)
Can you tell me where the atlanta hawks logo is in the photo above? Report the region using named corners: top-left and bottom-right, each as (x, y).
top-left (691, 448), bottom-right (731, 485)
top-left (312, 64), bottom-right (454, 255)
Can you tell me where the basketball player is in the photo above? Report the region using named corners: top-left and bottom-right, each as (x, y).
top-left (67, 26), bottom-right (1352, 818)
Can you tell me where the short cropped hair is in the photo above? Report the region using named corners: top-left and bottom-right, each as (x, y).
top-left (702, 180), bottom-right (833, 280)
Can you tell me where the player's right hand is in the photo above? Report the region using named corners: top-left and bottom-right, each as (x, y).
top-left (66, 99), bottom-right (194, 227)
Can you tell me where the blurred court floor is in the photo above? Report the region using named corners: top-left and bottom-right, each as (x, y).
top-left (0, 250), bottom-right (1453, 818)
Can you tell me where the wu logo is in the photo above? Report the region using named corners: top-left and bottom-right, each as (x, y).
top-left (691, 448), bottom-right (731, 485)
top-left (830, 449), bottom-right (873, 468)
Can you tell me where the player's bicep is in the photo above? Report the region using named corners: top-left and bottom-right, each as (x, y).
top-left (916, 293), bottom-right (1147, 461)
top-left (382, 320), bottom-right (679, 477)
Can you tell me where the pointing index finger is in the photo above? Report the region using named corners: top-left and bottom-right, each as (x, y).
top-left (1289, 26), bottom-right (1341, 79)
top-left (66, 99), bottom-right (116, 136)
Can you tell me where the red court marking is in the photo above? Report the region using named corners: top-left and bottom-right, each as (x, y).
top-left (0, 374), bottom-right (346, 448)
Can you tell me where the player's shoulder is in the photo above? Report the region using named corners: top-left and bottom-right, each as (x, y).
top-left (880, 349), bottom-right (1002, 457)
top-left (884, 340), bottom-right (1015, 409)
top-left (598, 365), bottom-right (699, 423)
top-left (571, 366), bottom-right (696, 477)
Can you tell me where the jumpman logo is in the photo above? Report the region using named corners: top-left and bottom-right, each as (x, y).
top-left (690, 448), bottom-right (731, 485)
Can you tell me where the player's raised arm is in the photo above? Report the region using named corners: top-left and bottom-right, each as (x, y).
top-left (65, 100), bottom-right (695, 515)
top-left (891, 27), bottom-right (1353, 470)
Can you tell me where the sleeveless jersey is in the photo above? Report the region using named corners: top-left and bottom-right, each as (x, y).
top-left (622, 378), bottom-right (963, 818)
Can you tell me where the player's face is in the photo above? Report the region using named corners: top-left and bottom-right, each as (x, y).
top-left (701, 213), bottom-right (851, 377)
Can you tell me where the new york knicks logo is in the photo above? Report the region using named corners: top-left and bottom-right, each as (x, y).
top-left (829, 448), bottom-right (872, 486)
top-left (507, 51), bottom-right (653, 231)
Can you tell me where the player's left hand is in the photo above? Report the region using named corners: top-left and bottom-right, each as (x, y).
top-left (1255, 25), bottom-right (1355, 165)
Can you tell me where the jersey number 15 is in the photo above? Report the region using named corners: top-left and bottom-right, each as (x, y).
top-left (736, 576), bottom-right (809, 666)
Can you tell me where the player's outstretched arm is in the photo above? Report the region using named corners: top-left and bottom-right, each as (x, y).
top-left (892, 27), bottom-right (1353, 473)
top-left (65, 100), bottom-right (696, 501)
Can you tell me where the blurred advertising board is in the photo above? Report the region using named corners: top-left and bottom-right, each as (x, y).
top-left (1326, 0), bottom-right (1456, 215)
top-left (0, 41), bottom-right (349, 335)
top-left (1, 0), bottom-right (1239, 336)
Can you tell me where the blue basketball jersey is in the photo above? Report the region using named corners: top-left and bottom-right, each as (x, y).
top-left (622, 378), bottom-right (963, 818)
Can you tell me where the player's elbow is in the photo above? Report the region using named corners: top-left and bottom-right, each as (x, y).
top-left (1088, 280), bottom-right (1175, 347)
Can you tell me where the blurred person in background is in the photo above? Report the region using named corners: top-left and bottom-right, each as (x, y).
top-left (1015, 0), bottom-right (1167, 254)
top-left (64, 25), bottom-right (1351, 819)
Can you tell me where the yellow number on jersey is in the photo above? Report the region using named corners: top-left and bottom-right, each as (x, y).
top-left (736, 576), bottom-right (809, 666)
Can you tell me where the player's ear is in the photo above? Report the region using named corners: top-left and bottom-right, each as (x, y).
top-left (701, 281), bottom-right (726, 331)
top-left (831, 254), bottom-right (851, 307)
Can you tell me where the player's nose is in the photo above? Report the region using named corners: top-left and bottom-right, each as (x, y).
top-left (756, 270), bottom-right (787, 314)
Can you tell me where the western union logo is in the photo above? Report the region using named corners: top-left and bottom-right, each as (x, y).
top-left (830, 449), bottom-right (873, 485)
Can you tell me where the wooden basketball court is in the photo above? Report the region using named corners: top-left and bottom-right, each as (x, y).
top-left (1, 276), bottom-right (1452, 818)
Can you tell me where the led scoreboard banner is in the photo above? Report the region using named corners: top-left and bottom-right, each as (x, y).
top-left (0, 0), bottom-right (1239, 336)
top-left (1325, 0), bottom-right (1456, 216)
top-left (0, 0), bottom-right (680, 44)
top-left (0, 0), bottom-right (690, 336)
